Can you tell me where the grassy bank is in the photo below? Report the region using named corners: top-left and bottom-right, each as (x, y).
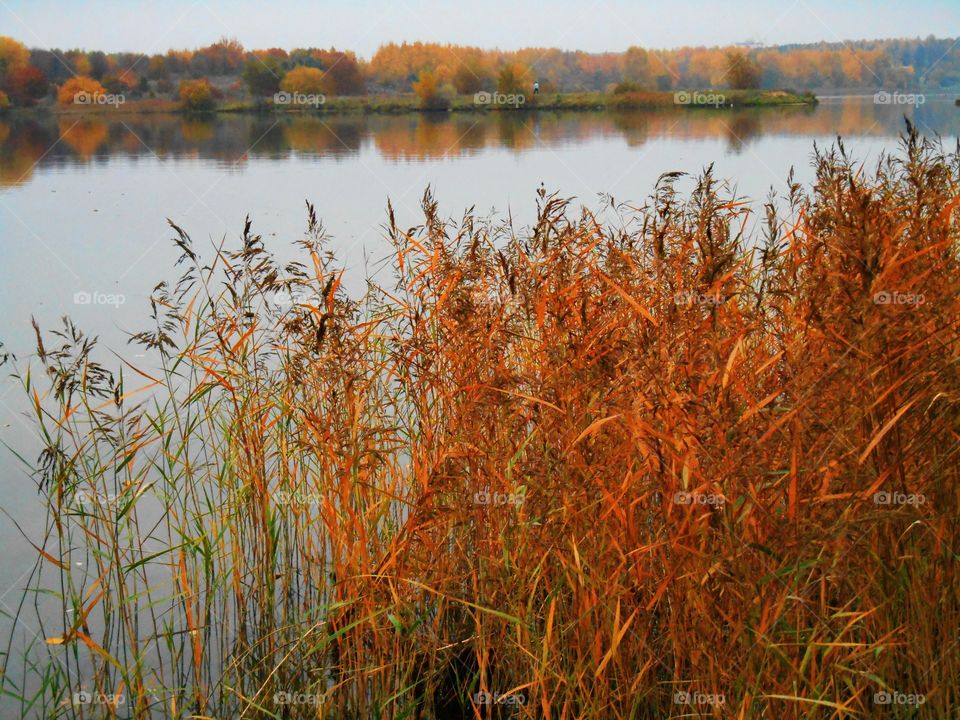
top-left (3, 126), bottom-right (958, 718)
top-left (42, 89), bottom-right (817, 117)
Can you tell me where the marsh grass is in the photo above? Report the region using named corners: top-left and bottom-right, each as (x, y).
top-left (2, 124), bottom-right (959, 718)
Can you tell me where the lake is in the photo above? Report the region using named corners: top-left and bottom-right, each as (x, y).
top-left (0, 96), bottom-right (958, 710)
top-left (2, 97), bottom-right (959, 361)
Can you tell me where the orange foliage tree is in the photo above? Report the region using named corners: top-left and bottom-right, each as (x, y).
top-left (178, 78), bottom-right (218, 112)
top-left (0, 36), bottom-right (30, 78)
top-left (412, 70), bottom-right (451, 109)
top-left (57, 76), bottom-right (108, 105)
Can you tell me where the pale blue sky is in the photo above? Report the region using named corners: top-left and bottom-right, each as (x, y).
top-left (2, 0), bottom-right (956, 56)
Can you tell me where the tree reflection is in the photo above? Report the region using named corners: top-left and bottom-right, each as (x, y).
top-left (0, 101), bottom-right (955, 180)
top-left (59, 118), bottom-right (109, 158)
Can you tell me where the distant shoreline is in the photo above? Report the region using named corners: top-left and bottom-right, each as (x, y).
top-left (8, 90), bottom-right (819, 118)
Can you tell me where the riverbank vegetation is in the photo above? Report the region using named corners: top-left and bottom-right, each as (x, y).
top-left (2, 124), bottom-right (958, 718)
top-left (42, 88), bottom-right (816, 117)
top-left (0, 32), bottom-right (955, 113)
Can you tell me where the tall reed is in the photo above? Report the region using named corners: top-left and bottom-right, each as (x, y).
top-left (3, 124), bottom-right (959, 718)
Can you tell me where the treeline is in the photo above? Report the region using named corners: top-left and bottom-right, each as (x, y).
top-left (0, 34), bottom-right (958, 110)
top-left (372, 36), bottom-right (960, 94)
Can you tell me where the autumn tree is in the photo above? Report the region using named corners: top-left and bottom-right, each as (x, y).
top-left (57, 76), bottom-right (107, 105)
top-left (412, 70), bottom-right (451, 109)
top-left (279, 66), bottom-right (326, 96)
top-left (66, 51), bottom-right (93, 77)
top-left (197, 37), bottom-right (245, 75)
top-left (6, 65), bottom-right (48, 105)
top-left (452, 63), bottom-right (479, 94)
top-left (301, 49), bottom-right (365, 95)
top-left (0, 37), bottom-right (30, 79)
top-left (622, 46), bottom-right (652, 87)
top-left (101, 72), bottom-right (137, 96)
top-left (725, 49), bottom-right (762, 89)
top-left (497, 61), bottom-right (531, 95)
top-left (452, 57), bottom-right (494, 94)
top-left (147, 55), bottom-right (168, 79)
top-left (178, 78), bottom-right (219, 112)
top-left (688, 49), bottom-right (727, 87)
top-left (242, 55), bottom-right (284, 97)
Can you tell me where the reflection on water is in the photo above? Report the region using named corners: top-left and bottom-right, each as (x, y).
top-left (2, 97), bottom-right (958, 187)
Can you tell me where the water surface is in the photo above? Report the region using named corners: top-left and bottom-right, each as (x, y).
top-left (0, 98), bottom-right (958, 677)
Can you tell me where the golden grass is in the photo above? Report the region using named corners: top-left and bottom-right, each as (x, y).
top-left (3, 123), bottom-right (959, 718)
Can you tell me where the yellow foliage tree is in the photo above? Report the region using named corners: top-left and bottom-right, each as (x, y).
top-left (279, 66), bottom-right (328, 96)
top-left (497, 61), bottom-right (531, 95)
top-left (0, 36), bottom-right (30, 77)
top-left (178, 79), bottom-right (218, 112)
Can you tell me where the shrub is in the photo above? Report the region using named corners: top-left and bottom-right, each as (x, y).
top-left (56, 76), bottom-right (107, 105)
top-left (178, 78), bottom-right (218, 112)
top-left (612, 80), bottom-right (642, 94)
top-left (412, 69), bottom-right (452, 109)
top-left (279, 65), bottom-right (326, 96)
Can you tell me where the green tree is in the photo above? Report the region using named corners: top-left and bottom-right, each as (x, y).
top-left (242, 56), bottom-right (284, 97)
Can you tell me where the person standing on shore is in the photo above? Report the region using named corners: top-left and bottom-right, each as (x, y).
top-left (534, 81), bottom-right (540, 95)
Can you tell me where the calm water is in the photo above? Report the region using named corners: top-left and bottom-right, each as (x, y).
top-left (0, 97), bottom-right (958, 696)
top-left (2, 97), bottom-right (959, 360)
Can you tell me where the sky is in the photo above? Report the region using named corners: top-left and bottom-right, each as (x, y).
top-left (1, 0), bottom-right (957, 57)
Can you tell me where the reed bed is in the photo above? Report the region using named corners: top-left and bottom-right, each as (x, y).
top-left (3, 124), bottom-right (959, 718)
